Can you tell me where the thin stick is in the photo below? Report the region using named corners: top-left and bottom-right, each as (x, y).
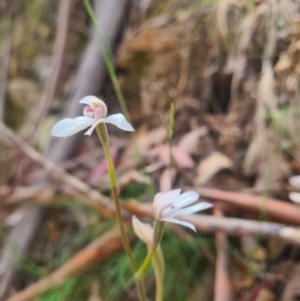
top-left (23, 0), bottom-right (72, 144)
top-left (5, 228), bottom-right (123, 301)
top-left (213, 207), bottom-right (231, 301)
top-left (195, 187), bottom-right (300, 226)
top-left (0, 12), bottom-right (11, 121)
top-left (0, 122), bottom-right (114, 212)
top-left (124, 202), bottom-right (300, 245)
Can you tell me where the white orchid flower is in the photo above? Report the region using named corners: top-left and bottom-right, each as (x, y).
top-left (51, 96), bottom-right (134, 137)
top-left (132, 216), bottom-right (154, 248)
top-left (153, 189), bottom-right (212, 232)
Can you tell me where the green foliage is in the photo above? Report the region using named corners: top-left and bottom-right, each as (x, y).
top-left (36, 277), bottom-right (82, 301)
top-left (22, 222), bottom-right (213, 301)
top-left (161, 229), bottom-right (213, 299)
top-left (120, 182), bottom-right (148, 200)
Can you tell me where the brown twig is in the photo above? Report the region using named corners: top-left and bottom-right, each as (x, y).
top-left (23, 0), bottom-right (72, 144)
top-left (5, 227), bottom-right (123, 301)
top-left (0, 122), bottom-right (114, 213)
top-left (195, 187), bottom-right (300, 226)
top-left (124, 202), bottom-right (300, 245)
top-left (213, 207), bottom-right (231, 301)
top-left (0, 185), bottom-right (54, 205)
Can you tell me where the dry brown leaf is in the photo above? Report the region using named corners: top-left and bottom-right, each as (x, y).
top-left (121, 126), bottom-right (167, 164)
top-left (196, 152), bottom-right (233, 185)
top-left (136, 126), bottom-right (167, 153)
top-left (132, 28), bottom-right (177, 52)
top-left (177, 126), bottom-right (208, 154)
top-left (280, 264), bottom-right (300, 301)
top-left (148, 144), bottom-right (194, 168)
top-left (255, 288), bottom-right (275, 301)
top-left (172, 147), bottom-right (195, 168)
top-left (159, 167), bottom-right (176, 192)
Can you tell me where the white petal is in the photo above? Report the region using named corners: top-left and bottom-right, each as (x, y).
top-left (161, 217), bottom-right (196, 232)
top-left (51, 117), bottom-right (94, 137)
top-left (153, 189), bottom-right (181, 214)
top-left (289, 175), bottom-right (300, 189)
top-left (154, 192), bottom-right (164, 201)
top-left (104, 114), bottom-right (135, 131)
top-left (132, 216), bottom-right (154, 247)
top-left (289, 192), bottom-right (300, 204)
top-left (165, 202), bottom-right (212, 218)
top-left (173, 191), bottom-right (199, 210)
top-left (153, 189), bottom-right (181, 207)
top-left (79, 95), bottom-right (104, 106)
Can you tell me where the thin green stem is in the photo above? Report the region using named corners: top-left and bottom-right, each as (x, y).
top-left (168, 103), bottom-right (175, 187)
top-left (96, 124), bottom-right (147, 301)
top-left (84, 0), bottom-right (155, 200)
top-left (84, 0), bottom-right (130, 121)
top-left (152, 249), bottom-right (165, 301)
top-left (136, 221), bottom-right (164, 279)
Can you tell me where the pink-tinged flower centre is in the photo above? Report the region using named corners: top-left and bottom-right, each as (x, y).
top-left (158, 203), bottom-right (175, 219)
top-left (83, 104), bottom-right (106, 119)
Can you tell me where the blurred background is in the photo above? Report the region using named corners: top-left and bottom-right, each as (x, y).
top-left (1, 0), bottom-right (300, 300)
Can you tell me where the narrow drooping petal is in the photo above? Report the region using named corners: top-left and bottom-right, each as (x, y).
top-left (132, 216), bottom-right (154, 247)
top-left (161, 217), bottom-right (197, 232)
top-left (105, 114), bottom-right (135, 132)
top-left (164, 202), bottom-right (212, 218)
top-left (51, 117), bottom-right (94, 137)
top-left (84, 118), bottom-right (106, 136)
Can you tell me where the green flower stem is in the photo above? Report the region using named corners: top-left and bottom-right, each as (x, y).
top-left (136, 221), bottom-right (165, 279)
top-left (153, 248), bottom-right (165, 301)
top-left (84, 0), bottom-right (156, 201)
top-left (96, 124), bottom-right (147, 301)
top-left (153, 221), bottom-right (165, 251)
top-left (84, 0), bottom-right (130, 122)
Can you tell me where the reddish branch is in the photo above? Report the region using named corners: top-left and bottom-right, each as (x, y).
top-left (5, 228), bottom-right (122, 301)
top-left (195, 187), bottom-right (300, 226)
top-left (125, 202), bottom-right (300, 245)
top-left (24, 0), bottom-right (71, 144)
top-left (0, 122), bottom-right (114, 213)
top-left (213, 207), bottom-right (231, 301)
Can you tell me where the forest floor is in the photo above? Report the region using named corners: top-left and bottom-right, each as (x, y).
top-left (1, 0), bottom-right (300, 300)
